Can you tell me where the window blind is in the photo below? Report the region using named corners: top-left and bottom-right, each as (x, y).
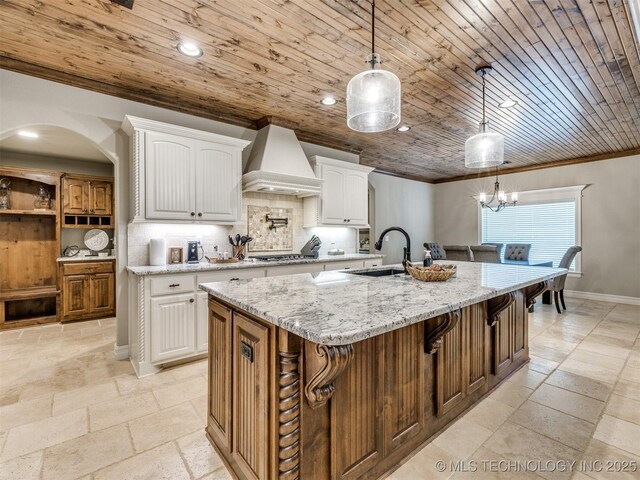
top-left (481, 201), bottom-right (577, 269)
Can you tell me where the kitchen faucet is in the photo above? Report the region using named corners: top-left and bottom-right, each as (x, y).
top-left (374, 227), bottom-right (411, 273)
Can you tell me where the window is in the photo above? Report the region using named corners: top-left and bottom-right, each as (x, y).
top-left (479, 185), bottom-right (585, 273)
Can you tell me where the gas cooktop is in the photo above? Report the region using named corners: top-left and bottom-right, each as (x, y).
top-left (251, 254), bottom-right (317, 262)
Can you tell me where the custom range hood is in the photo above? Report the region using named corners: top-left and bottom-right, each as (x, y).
top-left (243, 118), bottom-right (322, 197)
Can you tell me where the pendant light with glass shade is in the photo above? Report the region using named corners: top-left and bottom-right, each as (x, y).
top-left (346, 0), bottom-right (401, 132)
top-left (465, 64), bottom-right (504, 168)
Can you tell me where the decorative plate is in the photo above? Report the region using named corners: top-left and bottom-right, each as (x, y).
top-left (84, 229), bottom-right (109, 252)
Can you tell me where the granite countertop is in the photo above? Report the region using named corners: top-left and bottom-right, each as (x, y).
top-left (57, 255), bottom-right (116, 262)
top-left (126, 253), bottom-right (384, 276)
top-left (199, 260), bottom-right (567, 346)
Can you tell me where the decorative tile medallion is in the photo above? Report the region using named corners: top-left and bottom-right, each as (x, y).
top-left (248, 205), bottom-right (293, 252)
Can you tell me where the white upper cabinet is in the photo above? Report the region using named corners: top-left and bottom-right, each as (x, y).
top-left (122, 116), bottom-right (251, 223)
top-left (304, 156), bottom-right (373, 228)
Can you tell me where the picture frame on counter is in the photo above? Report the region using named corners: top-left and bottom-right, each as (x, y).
top-left (168, 247), bottom-right (184, 264)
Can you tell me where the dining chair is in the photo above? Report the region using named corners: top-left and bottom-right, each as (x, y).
top-left (442, 245), bottom-right (472, 261)
top-left (482, 242), bottom-right (504, 259)
top-left (423, 242), bottom-right (446, 260)
top-left (548, 246), bottom-right (582, 314)
top-left (504, 244), bottom-right (531, 261)
top-left (470, 245), bottom-right (501, 263)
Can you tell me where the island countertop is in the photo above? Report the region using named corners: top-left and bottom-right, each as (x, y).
top-left (199, 260), bottom-right (566, 345)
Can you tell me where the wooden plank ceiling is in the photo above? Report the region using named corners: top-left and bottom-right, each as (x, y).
top-left (1, 0), bottom-right (639, 182)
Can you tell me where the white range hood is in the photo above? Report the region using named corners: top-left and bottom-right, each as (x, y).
top-left (243, 124), bottom-right (322, 197)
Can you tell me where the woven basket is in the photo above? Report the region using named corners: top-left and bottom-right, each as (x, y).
top-left (406, 263), bottom-right (456, 282)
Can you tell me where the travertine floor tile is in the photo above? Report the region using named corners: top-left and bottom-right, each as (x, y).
top-left (199, 467), bottom-right (234, 480)
top-left (93, 442), bottom-right (190, 480)
top-left (152, 375), bottom-right (207, 409)
top-left (0, 409), bottom-right (87, 462)
top-left (386, 442), bottom-right (457, 480)
top-left (433, 417), bottom-right (493, 459)
top-left (177, 431), bottom-right (225, 479)
top-left (620, 367), bottom-right (640, 384)
top-left (558, 358), bottom-right (619, 385)
top-left (42, 424), bottom-right (133, 480)
top-left (510, 401), bottom-right (594, 451)
top-left (167, 358), bottom-right (207, 380)
top-left (604, 394), bottom-right (640, 425)
top-left (580, 439), bottom-right (640, 480)
top-left (449, 446), bottom-right (545, 479)
top-left (128, 403), bottom-right (202, 453)
top-left (489, 382), bottom-right (534, 408)
top-left (114, 370), bottom-right (176, 396)
top-left (466, 398), bottom-right (516, 432)
top-left (528, 356), bottom-right (559, 375)
top-left (545, 370), bottom-right (612, 401)
top-left (89, 391), bottom-right (159, 432)
top-left (191, 394), bottom-right (208, 424)
top-left (566, 350), bottom-right (627, 373)
top-left (483, 422), bottom-right (582, 480)
top-left (507, 368), bottom-right (548, 390)
top-left (0, 395), bottom-right (52, 431)
top-left (529, 384), bottom-right (604, 424)
top-left (52, 381), bottom-right (119, 415)
top-left (0, 450), bottom-right (43, 480)
top-left (613, 379), bottom-right (640, 402)
top-left (593, 415), bottom-right (640, 456)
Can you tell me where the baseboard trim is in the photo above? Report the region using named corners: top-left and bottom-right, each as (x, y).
top-left (113, 343), bottom-right (129, 360)
top-left (563, 290), bottom-right (640, 306)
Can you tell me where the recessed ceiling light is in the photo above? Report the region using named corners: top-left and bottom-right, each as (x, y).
top-left (17, 130), bottom-right (39, 138)
top-left (176, 41), bottom-right (203, 58)
top-left (396, 125), bottom-right (411, 132)
top-left (321, 96), bottom-right (337, 106)
top-left (498, 98), bottom-right (518, 109)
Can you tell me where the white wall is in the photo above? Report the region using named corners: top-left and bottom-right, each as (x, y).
top-left (434, 155), bottom-right (640, 299)
top-left (369, 172), bottom-right (436, 264)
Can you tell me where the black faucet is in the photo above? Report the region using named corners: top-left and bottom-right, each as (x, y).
top-left (374, 227), bottom-right (411, 273)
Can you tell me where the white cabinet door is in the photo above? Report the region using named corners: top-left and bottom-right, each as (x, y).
top-left (196, 291), bottom-right (208, 354)
top-left (345, 170), bottom-right (369, 226)
top-left (146, 132), bottom-right (196, 220)
top-left (196, 142), bottom-right (241, 222)
top-left (320, 165), bottom-right (347, 225)
top-left (150, 293), bottom-right (196, 364)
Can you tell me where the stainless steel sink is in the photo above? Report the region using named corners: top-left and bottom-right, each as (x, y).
top-left (348, 268), bottom-right (406, 277)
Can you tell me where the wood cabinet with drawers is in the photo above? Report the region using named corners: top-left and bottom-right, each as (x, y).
top-left (60, 260), bottom-right (115, 321)
top-left (61, 174), bottom-right (113, 228)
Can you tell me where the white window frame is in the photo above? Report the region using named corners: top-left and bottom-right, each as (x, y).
top-left (476, 185), bottom-right (587, 276)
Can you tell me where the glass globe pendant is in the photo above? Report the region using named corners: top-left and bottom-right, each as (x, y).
top-left (465, 64), bottom-right (504, 169)
top-left (346, 1), bottom-right (401, 132)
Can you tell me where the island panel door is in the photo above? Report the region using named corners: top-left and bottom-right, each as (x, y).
top-left (493, 302), bottom-right (516, 376)
top-left (232, 313), bottom-right (270, 480)
top-left (207, 300), bottom-right (232, 449)
top-left (383, 322), bottom-right (425, 453)
top-left (331, 336), bottom-right (384, 480)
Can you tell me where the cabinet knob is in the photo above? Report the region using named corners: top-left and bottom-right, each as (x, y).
top-left (347, 219), bottom-right (351, 222)
top-left (190, 212), bottom-right (196, 217)
top-left (197, 212), bottom-right (202, 217)
top-left (190, 298), bottom-right (194, 303)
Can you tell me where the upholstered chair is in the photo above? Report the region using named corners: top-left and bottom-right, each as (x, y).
top-left (470, 245), bottom-right (501, 263)
top-left (482, 242), bottom-right (504, 259)
top-left (504, 244), bottom-right (532, 261)
top-left (549, 246), bottom-right (582, 314)
top-left (423, 242), bottom-right (446, 260)
top-left (442, 245), bottom-right (472, 262)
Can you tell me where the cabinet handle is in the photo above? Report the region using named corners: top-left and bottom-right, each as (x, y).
top-left (230, 277), bottom-right (239, 281)
top-left (169, 283), bottom-right (180, 288)
top-left (190, 212), bottom-right (196, 217)
top-left (197, 212), bottom-right (202, 217)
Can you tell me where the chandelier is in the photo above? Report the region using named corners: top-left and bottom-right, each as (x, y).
top-left (465, 64), bottom-right (504, 168)
top-left (346, 0), bottom-right (401, 132)
top-left (479, 169), bottom-right (518, 212)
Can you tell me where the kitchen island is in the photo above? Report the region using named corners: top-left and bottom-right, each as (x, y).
top-left (200, 261), bottom-right (566, 480)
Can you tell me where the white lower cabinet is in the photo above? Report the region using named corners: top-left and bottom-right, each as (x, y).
top-left (150, 293), bottom-right (196, 363)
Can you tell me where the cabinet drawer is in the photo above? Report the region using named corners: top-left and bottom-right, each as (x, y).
top-left (323, 260), bottom-right (365, 271)
top-left (363, 259), bottom-right (382, 269)
top-left (150, 274), bottom-right (195, 296)
top-left (63, 261), bottom-right (114, 276)
top-left (197, 268), bottom-right (265, 285)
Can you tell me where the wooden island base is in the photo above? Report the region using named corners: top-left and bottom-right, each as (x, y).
top-left (206, 282), bottom-right (547, 480)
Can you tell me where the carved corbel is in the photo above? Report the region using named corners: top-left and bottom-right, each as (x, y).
top-left (424, 309), bottom-right (461, 354)
top-left (304, 343), bottom-right (354, 409)
top-left (524, 281), bottom-right (550, 308)
top-left (487, 292), bottom-right (516, 327)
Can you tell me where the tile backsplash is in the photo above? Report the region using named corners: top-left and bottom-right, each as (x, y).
top-left (127, 192), bottom-right (357, 265)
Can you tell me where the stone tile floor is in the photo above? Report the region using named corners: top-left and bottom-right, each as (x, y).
top-left (0, 300), bottom-right (638, 479)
